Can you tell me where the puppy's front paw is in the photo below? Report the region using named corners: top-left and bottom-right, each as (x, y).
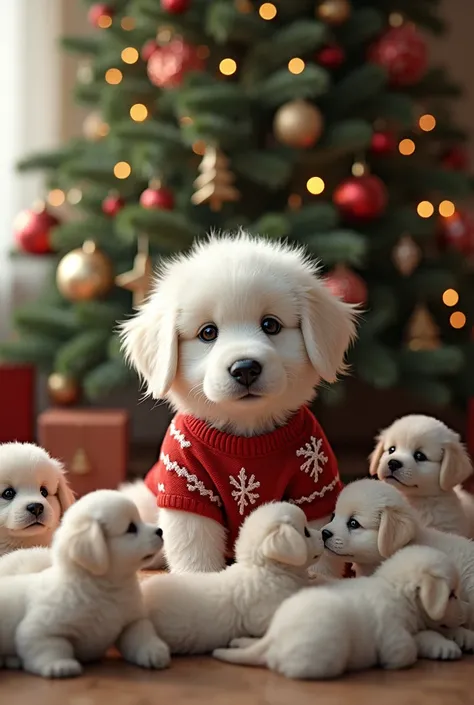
top-left (229, 637), bottom-right (259, 649)
top-left (130, 637), bottom-right (170, 670)
top-left (36, 659), bottom-right (83, 679)
top-left (444, 627), bottom-right (474, 653)
top-left (416, 631), bottom-right (461, 661)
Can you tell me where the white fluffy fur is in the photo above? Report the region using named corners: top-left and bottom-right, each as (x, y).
top-left (369, 415), bottom-right (473, 536)
top-left (0, 546), bottom-right (52, 577)
top-left (0, 443), bottom-right (75, 556)
top-left (141, 502), bottom-right (325, 654)
top-left (213, 545), bottom-right (467, 678)
top-left (0, 490), bottom-right (169, 678)
top-left (119, 234), bottom-right (357, 574)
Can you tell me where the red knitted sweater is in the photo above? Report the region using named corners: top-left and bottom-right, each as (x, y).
top-left (145, 405), bottom-right (342, 553)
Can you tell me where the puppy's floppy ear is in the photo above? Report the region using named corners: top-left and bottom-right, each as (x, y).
top-left (377, 505), bottom-right (416, 559)
top-left (53, 461), bottom-right (75, 515)
top-left (439, 440), bottom-right (473, 491)
top-left (261, 522), bottom-right (307, 566)
top-left (65, 517), bottom-right (109, 576)
top-left (300, 275), bottom-right (358, 383)
top-left (369, 433), bottom-right (386, 477)
top-left (419, 573), bottom-right (450, 622)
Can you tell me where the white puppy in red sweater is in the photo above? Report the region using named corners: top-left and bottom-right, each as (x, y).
top-left (119, 233), bottom-right (358, 574)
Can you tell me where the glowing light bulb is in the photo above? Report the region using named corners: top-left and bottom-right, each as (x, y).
top-left (288, 58), bottom-right (305, 75)
top-left (288, 194), bottom-right (302, 210)
top-left (105, 68), bottom-right (122, 85)
top-left (130, 104), bottom-right (148, 122)
top-left (97, 14), bottom-right (112, 29)
top-left (219, 58), bottom-right (237, 76)
top-left (121, 47), bottom-right (139, 64)
top-left (47, 189), bottom-right (65, 207)
top-left (192, 141), bottom-right (206, 155)
top-left (399, 138), bottom-right (415, 156)
top-left (114, 161), bottom-right (131, 179)
top-left (450, 311), bottom-right (466, 329)
top-left (67, 188), bottom-right (83, 205)
top-left (120, 16), bottom-right (135, 30)
top-left (259, 3), bottom-right (277, 20)
top-left (417, 201), bottom-right (434, 218)
top-left (306, 177), bottom-right (325, 195)
top-left (442, 289), bottom-right (459, 307)
top-left (419, 114), bottom-right (436, 132)
top-left (438, 200), bottom-right (455, 218)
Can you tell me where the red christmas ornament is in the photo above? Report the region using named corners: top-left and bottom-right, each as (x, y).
top-left (333, 174), bottom-right (388, 222)
top-left (442, 146), bottom-right (469, 171)
top-left (102, 193), bottom-right (125, 217)
top-left (140, 186), bottom-right (175, 210)
top-left (161, 0), bottom-right (190, 12)
top-left (438, 210), bottom-right (474, 255)
top-left (370, 130), bottom-right (397, 155)
top-left (324, 265), bottom-right (368, 305)
top-left (316, 45), bottom-right (345, 69)
top-left (13, 204), bottom-right (59, 255)
top-left (87, 3), bottom-right (114, 28)
top-left (141, 39), bottom-right (158, 62)
top-left (368, 25), bottom-right (428, 87)
top-left (147, 38), bottom-right (205, 88)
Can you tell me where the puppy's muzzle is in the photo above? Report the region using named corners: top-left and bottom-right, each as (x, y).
top-left (229, 359), bottom-right (262, 387)
top-left (388, 459), bottom-right (403, 472)
top-left (322, 528), bottom-right (333, 543)
top-left (26, 502), bottom-right (44, 518)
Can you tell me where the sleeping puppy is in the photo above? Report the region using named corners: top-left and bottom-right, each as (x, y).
top-left (119, 233), bottom-right (358, 574)
top-left (0, 443), bottom-right (74, 557)
top-left (369, 415), bottom-right (473, 536)
top-left (213, 545), bottom-right (467, 677)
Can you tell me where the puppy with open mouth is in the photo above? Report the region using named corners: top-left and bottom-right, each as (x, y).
top-left (119, 233), bottom-right (358, 574)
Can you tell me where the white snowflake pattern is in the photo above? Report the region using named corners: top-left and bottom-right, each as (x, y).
top-left (229, 468), bottom-right (260, 516)
top-left (296, 436), bottom-right (328, 482)
top-left (289, 475), bottom-right (340, 507)
top-left (169, 420), bottom-right (191, 449)
top-left (160, 452), bottom-right (222, 506)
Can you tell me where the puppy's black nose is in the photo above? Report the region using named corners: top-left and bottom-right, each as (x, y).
top-left (26, 502), bottom-right (44, 517)
top-left (322, 528), bottom-right (333, 543)
top-left (388, 459), bottom-right (403, 472)
top-left (155, 528), bottom-right (163, 538)
top-left (229, 359), bottom-right (262, 387)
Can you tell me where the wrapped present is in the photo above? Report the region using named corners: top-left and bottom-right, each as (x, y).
top-left (0, 364), bottom-right (35, 443)
top-left (38, 408), bottom-right (129, 497)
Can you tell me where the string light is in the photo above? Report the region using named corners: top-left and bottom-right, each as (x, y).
top-left (259, 3), bottom-right (277, 20)
top-left (417, 201), bottom-right (434, 218)
top-left (67, 188), bottom-right (83, 205)
top-left (47, 189), bottom-right (65, 207)
top-left (97, 121), bottom-right (110, 138)
top-left (97, 14), bottom-right (112, 29)
top-left (130, 104), bottom-right (148, 122)
top-left (192, 141), bottom-right (206, 156)
top-left (157, 27), bottom-right (173, 43)
top-left (288, 194), bottom-right (302, 210)
top-left (399, 138), bottom-right (415, 155)
top-left (306, 177), bottom-right (325, 195)
top-left (288, 58), bottom-right (305, 75)
top-left (105, 68), bottom-right (123, 85)
top-left (114, 161), bottom-right (132, 179)
top-left (121, 47), bottom-right (139, 64)
top-left (438, 200), bottom-right (455, 218)
top-left (219, 58), bottom-right (237, 76)
top-left (351, 162), bottom-right (366, 177)
top-left (180, 116), bottom-right (193, 126)
top-left (389, 12), bottom-right (404, 27)
top-left (450, 311), bottom-right (466, 329)
top-left (419, 114), bottom-right (436, 132)
top-left (120, 16), bottom-right (135, 30)
top-left (442, 289), bottom-right (459, 307)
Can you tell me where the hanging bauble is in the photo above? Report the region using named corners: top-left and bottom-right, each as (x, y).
top-left (442, 146), bottom-right (469, 171)
top-left (273, 101), bottom-right (324, 149)
top-left (316, 44), bottom-right (345, 69)
top-left (368, 25), bottom-right (428, 87)
top-left (316, 0), bottom-right (351, 25)
top-left (333, 174), bottom-right (388, 222)
top-left (56, 241), bottom-right (114, 302)
top-left (83, 111), bottom-right (109, 141)
top-left (87, 3), bottom-right (114, 28)
top-left (324, 265), bottom-right (368, 305)
top-left (47, 373), bottom-right (81, 406)
top-left (370, 130), bottom-right (397, 155)
top-left (161, 0), bottom-right (190, 12)
top-left (141, 39), bottom-right (158, 62)
top-left (147, 37), bottom-right (205, 88)
top-left (139, 183), bottom-right (175, 210)
top-left (438, 210), bottom-right (474, 256)
top-left (102, 193), bottom-right (125, 217)
top-left (392, 234), bottom-right (422, 276)
top-left (13, 203), bottom-right (59, 255)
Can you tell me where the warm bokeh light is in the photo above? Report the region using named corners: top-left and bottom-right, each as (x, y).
top-left (97, 14), bottom-right (112, 29)
top-left (442, 289), bottom-right (459, 307)
top-left (197, 45), bottom-right (210, 60)
top-left (399, 138), bottom-right (415, 155)
top-left (120, 16), bottom-right (135, 31)
top-left (219, 58), bottom-right (237, 76)
top-left (288, 58), bottom-right (305, 75)
top-left (114, 161), bottom-right (132, 179)
top-left (67, 188), bottom-right (83, 205)
top-left (438, 200), bottom-right (455, 218)
top-left (419, 114), bottom-right (436, 132)
top-left (306, 177), bottom-right (325, 195)
top-left (417, 201), bottom-right (434, 218)
top-left (389, 12), bottom-right (403, 27)
top-left (121, 47), bottom-right (139, 64)
top-left (288, 194), bottom-right (302, 210)
top-left (130, 103), bottom-right (148, 122)
top-left (235, 0), bottom-right (253, 12)
top-left (47, 189), bottom-right (65, 207)
top-left (259, 3), bottom-right (277, 20)
top-left (105, 68), bottom-right (123, 85)
top-left (450, 311), bottom-right (466, 329)
top-left (180, 116), bottom-right (193, 126)
top-left (351, 162), bottom-right (365, 177)
top-left (192, 141), bottom-right (206, 155)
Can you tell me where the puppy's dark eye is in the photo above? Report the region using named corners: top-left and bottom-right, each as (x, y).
top-left (1, 488), bottom-right (16, 501)
top-left (261, 316), bottom-right (282, 335)
top-left (347, 517), bottom-right (361, 530)
top-left (388, 446), bottom-right (396, 455)
top-left (198, 324), bottom-right (218, 343)
top-left (304, 527), bottom-right (311, 538)
top-left (40, 486), bottom-right (48, 498)
top-left (414, 450), bottom-right (427, 462)
top-left (126, 522), bottom-right (138, 534)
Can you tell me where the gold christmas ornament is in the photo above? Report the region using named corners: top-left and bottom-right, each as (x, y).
top-left (116, 236), bottom-right (153, 308)
top-left (83, 111), bottom-right (109, 141)
top-left (56, 240), bottom-right (114, 302)
top-left (392, 234), bottom-right (422, 276)
top-left (406, 304), bottom-right (440, 351)
top-left (192, 146), bottom-right (240, 211)
top-left (316, 0), bottom-right (351, 25)
top-left (47, 373), bottom-right (81, 406)
top-left (273, 101), bottom-right (324, 149)
top-left (70, 448), bottom-right (92, 475)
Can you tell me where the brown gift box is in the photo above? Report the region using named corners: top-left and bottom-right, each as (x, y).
top-left (38, 408), bottom-right (129, 497)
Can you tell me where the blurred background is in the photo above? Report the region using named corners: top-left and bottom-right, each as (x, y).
top-left (0, 0), bottom-right (473, 491)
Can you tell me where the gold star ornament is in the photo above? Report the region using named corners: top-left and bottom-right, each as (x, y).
top-left (116, 236), bottom-right (153, 307)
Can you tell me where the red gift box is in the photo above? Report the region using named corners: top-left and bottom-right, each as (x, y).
top-left (0, 364), bottom-right (35, 443)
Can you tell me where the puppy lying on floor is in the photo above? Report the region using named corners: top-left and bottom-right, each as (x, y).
top-left (141, 502), bottom-right (324, 654)
top-left (369, 415), bottom-right (473, 536)
top-left (0, 490), bottom-right (169, 678)
top-left (213, 545), bottom-right (466, 678)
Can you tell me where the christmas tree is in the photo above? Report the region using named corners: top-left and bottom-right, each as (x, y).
top-left (3, 0), bottom-right (474, 409)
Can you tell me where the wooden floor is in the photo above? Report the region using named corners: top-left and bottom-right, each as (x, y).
top-left (4, 654), bottom-right (474, 705)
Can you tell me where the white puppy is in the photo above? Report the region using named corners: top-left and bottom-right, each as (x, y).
top-left (0, 546), bottom-right (52, 577)
top-left (369, 415), bottom-right (473, 535)
top-left (119, 233), bottom-right (357, 575)
top-left (141, 502), bottom-right (324, 654)
top-left (0, 490), bottom-right (169, 678)
top-left (0, 443), bottom-right (75, 556)
top-left (213, 545), bottom-right (466, 678)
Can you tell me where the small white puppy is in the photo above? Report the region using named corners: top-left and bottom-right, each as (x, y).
top-left (0, 546), bottom-right (52, 577)
top-left (0, 490), bottom-right (169, 678)
top-left (0, 443), bottom-right (75, 556)
top-left (141, 502), bottom-right (324, 654)
top-left (369, 415), bottom-right (473, 535)
top-left (213, 545), bottom-right (466, 678)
